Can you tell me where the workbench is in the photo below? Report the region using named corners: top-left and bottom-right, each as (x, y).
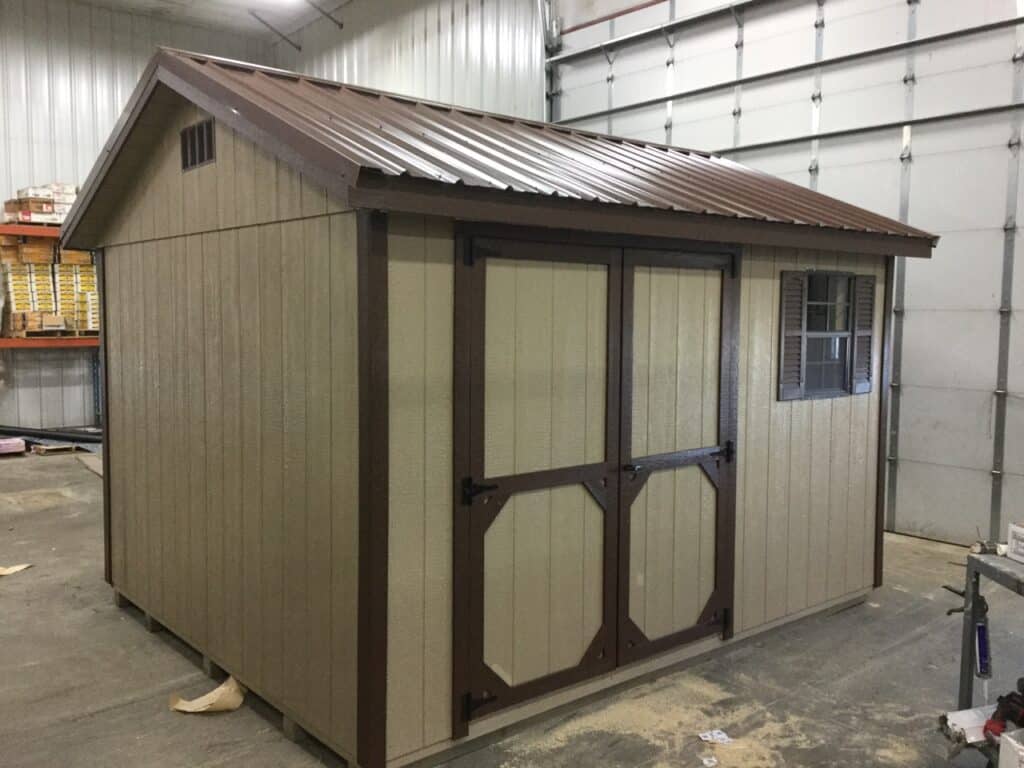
top-left (958, 554), bottom-right (1024, 710)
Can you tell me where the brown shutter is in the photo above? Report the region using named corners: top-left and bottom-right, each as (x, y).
top-left (851, 275), bottom-right (876, 394)
top-left (779, 271), bottom-right (806, 401)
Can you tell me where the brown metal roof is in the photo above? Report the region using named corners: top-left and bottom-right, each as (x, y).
top-left (64, 49), bottom-right (938, 253)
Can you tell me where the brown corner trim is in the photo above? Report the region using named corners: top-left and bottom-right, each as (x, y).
top-left (874, 257), bottom-right (895, 588)
top-left (97, 248), bottom-right (113, 585)
top-left (357, 209), bottom-right (389, 768)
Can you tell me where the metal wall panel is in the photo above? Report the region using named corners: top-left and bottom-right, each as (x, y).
top-left (553, 1), bottom-right (1024, 545)
top-left (0, 0), bottom-right (268, 428)
top-left (272, 0), bottom-right (544, 120)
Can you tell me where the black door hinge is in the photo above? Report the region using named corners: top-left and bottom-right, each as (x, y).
top-left (462, 476), bottom-right (498, 505)
top-left (463, 690), bottom-right (498, 719)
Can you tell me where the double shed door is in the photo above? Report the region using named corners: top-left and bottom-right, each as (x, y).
top-left (453, 237), bottom-right (739, 732)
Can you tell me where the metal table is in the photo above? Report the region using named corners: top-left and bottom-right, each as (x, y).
top-left (958, 554), bottom-right (1024, 709)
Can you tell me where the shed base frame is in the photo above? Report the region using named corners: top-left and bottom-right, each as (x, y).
top-left (109, 586), bottom-right (358, 767)
top-left (391, 588), bottom-right (871, 768)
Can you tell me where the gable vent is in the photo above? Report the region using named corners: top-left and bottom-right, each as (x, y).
top-left (180, 119), bottom-right (215, 171)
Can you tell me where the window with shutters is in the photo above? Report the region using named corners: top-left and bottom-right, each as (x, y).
top-left (778, 271), bottom-right (876, 401)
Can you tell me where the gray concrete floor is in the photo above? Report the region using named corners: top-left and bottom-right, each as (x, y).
top-left (1, 454), bottom-right (1019, 767)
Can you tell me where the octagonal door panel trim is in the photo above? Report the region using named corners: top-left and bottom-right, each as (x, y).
top-left (617, 251), bottom-right (740, 667)
top-left (453, 237), bottom-right (622, 729)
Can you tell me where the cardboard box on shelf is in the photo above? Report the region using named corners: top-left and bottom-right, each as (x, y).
top-left (16, 186), bottom-right (53, 200)
top-left (1008, 522), bottom-right (1024, 565)
top-left (3, 210), bottom-right (62, 225)
top-left (19, 240), bottom-right (54, 264)
top-left (58, 249), bottom-right (92, 265)
top-left (4, 198), bottom-right (55, 214)
top-left (0, 245), bottom-right (18, 264)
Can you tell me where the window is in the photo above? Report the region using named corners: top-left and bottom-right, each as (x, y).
top-left (180, 119), bottom-right (215, 171)
top-left (779, 271), bottom-right (876, 401)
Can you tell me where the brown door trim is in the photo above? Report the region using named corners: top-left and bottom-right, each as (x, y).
top-left (616, 247), bottom-right (741, 667)
top-left (357, 209), bottom-right (389, 768)
top-left (452, 235), bottom-right (622, 730)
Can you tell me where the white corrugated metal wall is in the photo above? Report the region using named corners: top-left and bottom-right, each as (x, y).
top-left (0, 0), bottom-right (268, 428)
top-left (271, 0), bottom-right (545, 120)
top-left (552, 0), bottom-right (1024, 545)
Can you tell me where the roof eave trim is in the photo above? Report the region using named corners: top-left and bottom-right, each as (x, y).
top-left (349, 173), bottom-right (937, 259)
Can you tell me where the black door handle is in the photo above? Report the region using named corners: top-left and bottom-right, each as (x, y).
top-left (623, 464), bottom-right (644, 476)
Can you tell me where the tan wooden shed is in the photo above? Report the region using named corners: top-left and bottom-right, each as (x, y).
top-left (62, 49), bottom-right (937, 768)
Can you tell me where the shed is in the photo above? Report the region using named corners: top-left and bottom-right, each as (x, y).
top-left (63, 49), bottom-right (937, 768)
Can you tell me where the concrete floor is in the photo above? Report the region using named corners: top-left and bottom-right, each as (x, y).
top-left (1, 454), bottom-right (1020, 767)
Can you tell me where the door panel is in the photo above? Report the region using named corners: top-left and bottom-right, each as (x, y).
top-left (631, 266), bottom-right (721, 456)
top-left (484, 258), bottom-right (607, 477)
top-left (628, 465), bottom-right (717, 641)
top-left (484, 485), bottom-right (604, 686)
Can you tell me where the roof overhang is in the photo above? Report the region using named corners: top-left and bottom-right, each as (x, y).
top-left (63, 49), bottom-right (937, 260)
top-left (349, 171), bottom-right (935, 259)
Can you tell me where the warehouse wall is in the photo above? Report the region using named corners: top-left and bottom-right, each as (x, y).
top-left (552, 0), bottom-right (1024, 545)
top-left (0, 0), bottom-right (268, 428)
top-left (271, 0), bottom-right (545, 120)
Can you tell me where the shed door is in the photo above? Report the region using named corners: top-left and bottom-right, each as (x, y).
top-left (454, 238), bottom-right (622, 725)
top-left (618, 250), bottom-right (739, 666)
top-left (453, 239), bottom-right (738, 731)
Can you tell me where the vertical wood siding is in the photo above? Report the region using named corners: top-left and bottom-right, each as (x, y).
top-left (734, 246), bottom-right (884, 633)
top-left (101, 114), bottom-right (359, 760)
top-left (106, 211), bottom-right (359, 759)
top-left (386, 214), bottom-right (456, 760)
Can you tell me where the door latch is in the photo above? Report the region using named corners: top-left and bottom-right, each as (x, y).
top-left (462, 477), bottom-right (498, 505)
top-left (715, 440), bottom-right (735, 463)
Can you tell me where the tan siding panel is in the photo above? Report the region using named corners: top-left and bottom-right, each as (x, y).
top-left (304, 215), bottom-right (332, 734)
top-left (103, 211), bottom-right (360, 763)
top-left (736, 247), bottom-right (884, 633)
top-left (203, 232), bottom-right (225, 659)
top-left (386, 214), bottom-right (455, 760)
top-left (96, 88), bottom-right (335, 248)
top-left (330, 212), bottom-right (360, 750)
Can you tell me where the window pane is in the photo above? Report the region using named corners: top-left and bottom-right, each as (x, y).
top-left (806, 336), bottom-right (848, 394)
top-left (808, 274), bottom-right (829, 302)
top-left (829, 276), bottom-right (850, 304)
top-left (829, 302), bottom-right (850, 331)
top-left (807, 303), bottom-right (828, 331)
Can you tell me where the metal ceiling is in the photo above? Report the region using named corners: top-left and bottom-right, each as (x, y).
top-left (80, 0), bottom-right (334, 36)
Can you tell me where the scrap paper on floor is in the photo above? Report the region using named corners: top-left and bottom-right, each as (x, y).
top-left (0, 564), bottom-right (31, 577)
top-left (169, 676), bottom-right (245, 714)
top-left (699, 729), bottom-right (733, 745)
